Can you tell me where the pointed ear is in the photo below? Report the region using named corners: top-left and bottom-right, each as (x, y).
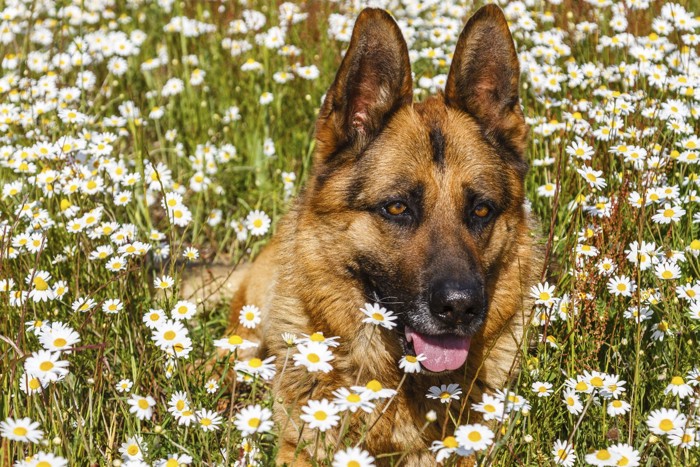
top-left (315, 8), bottom-right (413, 158)
top-left (445, 5), bottom-right (528, 157)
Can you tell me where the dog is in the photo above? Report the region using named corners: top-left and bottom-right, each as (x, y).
top-left (225, 5), bottom-right (543, 465)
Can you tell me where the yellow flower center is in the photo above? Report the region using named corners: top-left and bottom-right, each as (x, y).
top-left (405, 355), bottom-right (417, 363)
top-left (33, 277), bottom-right (49, 291)
top-left (590, 376), bottom-right (604, 387)
top-left (39, 361), bottom-right (54, 371)
top-left (313, 411), bottom-right (327, 421)
top-left (177, 306), bottom-right (188, 315)
top-left (348, 462), bottom-right (360, 467)
top-left (165, 460), bottom-right (178, 467)
top-left (13, 427), bottom-right (28, 436)
top-left (37, 462), bottom-right (51, 467)
top-left (484, 404), bottom-right (496, 413)
top-left (371, 313), bottom-right (384, 321)
top-left (249, 358), bottom-right (262, 368)
top-left (248, 417), bottom-right (261, 428)
top-left (575, 381), bottom-right (588, 391)
top-left (596, 449), bottom-right (611, 460)
top-left (200, 418), bottom-right (211, 426)
top-left (618, 456), bottom-right (630, 466)
top-left (612, 400), bottom-right (622, 408)
top-left (307, 353), bottom-right (320, 363)
top-left (539, 292), bottom-right (550, 301)
top-left (310, 332), bottom-right (324, 342)
top-left (54, 338), bottom-right (67, 348)
top-left (662, 271), bottom-right (673, 279)
top-left (138, 399), bottom-right (150, 409)
top-left (29, 378), bottom-right (41, 390)
top-left (127, 445), bottom-right (139, 456)
top-left (176, 400), bottom-right (185, 411)
top-left (228, 335), bottom-right (243, 345)
top-left (366, 380), bottom-right (382, 392)
top-left (467, 431), bottom-right (482, 442)
top-left (443, 436), bottom-right (458, 449)
top-left (347, 394), bottom-right (361, 403)
top-left (663, 209), bottom-right (674, 218)
top-left (245, 312), bottom-right (254, 321)
top-left (671, 376), bottom-right (684, 386)
top-left (164, 330), bottom-right (176, 340)
top-left (659, 419), bottom-right (674, 431)
top-left (253, 219), bottom-right (263, 228)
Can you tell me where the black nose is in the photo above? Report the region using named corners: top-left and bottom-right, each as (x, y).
top-left (429, 279), bottom-right (485, 324)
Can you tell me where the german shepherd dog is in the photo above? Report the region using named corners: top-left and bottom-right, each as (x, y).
top-left (226, 4), bottom-right (542, 465)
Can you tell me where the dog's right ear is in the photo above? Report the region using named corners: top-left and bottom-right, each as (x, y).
top-left (315, 8), bottom-right (413, 159)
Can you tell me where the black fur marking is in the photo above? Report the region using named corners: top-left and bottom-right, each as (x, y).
top-left (429, 126), bottom-right (446, 167)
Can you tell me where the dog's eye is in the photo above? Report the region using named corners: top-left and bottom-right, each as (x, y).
top-left (473, 204), bottom-right (490, 218)
top-left (385, 201), bottom-right (408, 216)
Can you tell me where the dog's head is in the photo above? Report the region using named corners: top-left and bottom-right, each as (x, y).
top-left (302, 6), bottom-right (530, 373)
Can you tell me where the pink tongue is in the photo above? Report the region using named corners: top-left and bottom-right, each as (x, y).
top-left (405, 327), bottom-right (471, 372)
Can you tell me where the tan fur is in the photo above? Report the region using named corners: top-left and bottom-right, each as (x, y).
top-left (221, 6), bottom-right (543, 466)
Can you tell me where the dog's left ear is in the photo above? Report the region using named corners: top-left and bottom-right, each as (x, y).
top-left (315, 8), bottom-right (413, 158)
top-left (445, 5), bottom-right (528, 157)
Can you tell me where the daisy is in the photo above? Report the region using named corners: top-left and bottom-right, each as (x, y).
top-left (646, 408), bottom-right (686, 435)
top-left (562, 388), bottom-right (583, 415)
top-left (494, 389), bottom-right (531, 413)
top-left (651, 203), bottom-right (686, 224)
top-left (233, 404), bottom-right (274, 436)
top-left (426, 384), bottom-right (463, 404)
top-left (26, 270), bottom-right (54, 302)
top-left (102, 299), bottom-right (123, 314)
top-left (293, 341), bottom-right (334, 373)
top-left (607, 275), bottom-right (635, 297)
top-left (20, 372), bottom-right (47, 395)
top-left (127, 394), bottom-right (156, 420)
top-left (213, 334), bottom-right (259, 352)
top-left (688, 302), bottom-right (700, 321)
top-left (152, 320), bottom-right (188, 351)
top-left (0, 417), bottom-right (44, 443)
top-left (359, 303), bottom-right (398, 329)
top-left (332, 387), bottom-right (375, 413)
top-left (332, 446), bottom-right (376, 467)
top-left (296, 332), bottom-right (340, 347)
top-left (106, 255), bottom-right (127, 272)
top-left (300, 399), bottom-right (340, 432)
top-left (143, 309), bottom-right (166, 329)
top-left (552, 439), bottom-right (576, 466)
top-left (577, 166), bottom-right (607, 189)
top-left (245, 210), bottom-right (271, 236)
top-left (608, 443), bottom-right (640, 466)
top-left (471, 393), bottom-right (505, 421)
top-left (24, 350), bottom-right (69, 382)
top-left (399, 354), bottom-right (425, 373)
top-left (24, 451), bottom-right (68, 466)
top-left (668, 427), bottom-right (698, 448)
top-left (182, 247), bottom-right (199, 261)
top-left (154, 275), bottom-right (174, 289)
top-left (119, 435), bottom-right (146, 460)
top-left (154, 454), bottom-right (193, 467)
top-left (664, 376), bottom-right (694, 398)
top-left (204, 379), bottom-right (219, 394)
top-left (585, 448), bottom-right (620, 466)
top-left (530, 282), bottom-right (556, 306)
top-left (351, 380), bottom-right (397, 401)
top-left (454, 423), bottom-right (494, 452)
top-left (430, 436), bottom-right (460, 463)
top-left (171, 300), bottom-right (197, 320)
top-left (235, 356), bottom-right (277, 381)
top-left (38, 322), bottom-right (80, 353)
top-left (116, 379), bottom-right (133, 393)
top-left (607, 399), bottom-right (632, 417)
top-left (196, 408), bottom-right (222, 432)
top-left (532, 381), bottom-right (553, 397)
top-left (239, 304), bottom-right (262, 328)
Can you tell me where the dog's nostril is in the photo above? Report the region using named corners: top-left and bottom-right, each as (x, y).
top-left (430, 280), bottom-right (484, 323)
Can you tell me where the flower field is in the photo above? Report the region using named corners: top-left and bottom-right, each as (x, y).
top-left (1, 0), bottom-right (700, 465)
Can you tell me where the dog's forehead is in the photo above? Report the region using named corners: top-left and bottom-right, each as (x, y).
top-left (360, 98), bottom-right (511, 194)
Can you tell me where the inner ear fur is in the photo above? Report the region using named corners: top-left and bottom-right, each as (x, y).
top-left (445, 4), bottom-right (528, 158)
top-left (315, 8), bottom-right (413, 160)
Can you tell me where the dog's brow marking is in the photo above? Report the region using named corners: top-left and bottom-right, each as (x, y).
top-left (429, 126), bottom-right (445, 167)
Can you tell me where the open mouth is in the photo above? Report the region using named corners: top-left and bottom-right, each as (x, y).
top-left (402, 325), bottom-right (471, 373)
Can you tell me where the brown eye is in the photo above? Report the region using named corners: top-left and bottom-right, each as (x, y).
top-left (473, 204), bottom-right (490, 218)
top-left (386, 202), bottom-right (408, 216)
